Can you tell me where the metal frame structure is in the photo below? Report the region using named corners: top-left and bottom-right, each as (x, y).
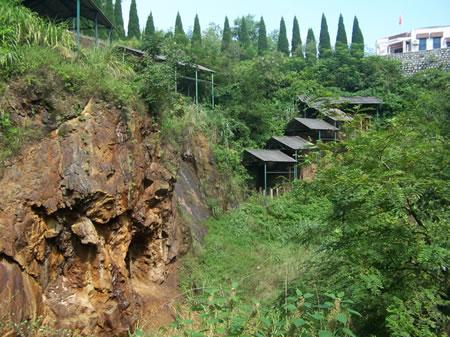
top-left (23, 0), bottom-right (115, 50)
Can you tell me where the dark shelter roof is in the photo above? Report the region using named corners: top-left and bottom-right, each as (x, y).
top-left (245, 150), bottom-right (297, 163)
top-left (292, 118), bottom-right (339, 131)
top-left (270, 136), bottom-right (314, 150)
top-left (22, 0), bottom-right (114, 29)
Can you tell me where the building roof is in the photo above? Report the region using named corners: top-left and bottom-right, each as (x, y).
top-left (245, 149), bottom-right (297, 163)
top-left (23, 0), bottom-right (114, 29)
top-left (270, 136), bottom-right (315, 150)
top-left (292, 118), bottom-right (339, 131)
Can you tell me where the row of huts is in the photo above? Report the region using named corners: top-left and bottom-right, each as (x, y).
top-left (243, 95), bottom-right (384, 193)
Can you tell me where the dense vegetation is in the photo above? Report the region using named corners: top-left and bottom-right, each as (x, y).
top-left (1, 1), bottom-right (449, 336)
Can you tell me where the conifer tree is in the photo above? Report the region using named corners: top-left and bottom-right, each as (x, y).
top-left (104, 0), bottom-right (114, 23)
top-left (114, 0), bottom-right (125, 38)
top-left (335, 14), bottom-right (348, 50)
top-left (305, 28), bottom-right (317, 61)
top-left (127, 0), bottom-right (140, 39)
top-left (351, 16), bottom-right (364, 56)
top-left (221, 16), bottom-right (232, 51)
top-left (318, 13), bottom-right (331, 58)
top-left (291, 16), bottom-right (303, 57)
top-left (257, 16), bottom-right (268, 55)
top-left (277, 17), bottom-right (289, 55)
top-left (144, 12), bottom-right (155, 40)
top-left (192, 14), bottom-right (202, 47)
top-left (238, 17), bottom-right (250, 48)
top-left (174, 12), bottom-right (188, 45)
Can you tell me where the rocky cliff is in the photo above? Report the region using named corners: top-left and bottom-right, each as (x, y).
top-left (0, 97), bottom-right (191, 336)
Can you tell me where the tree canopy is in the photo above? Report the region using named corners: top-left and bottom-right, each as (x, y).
top-left (127, 0), bottom-right (140, 39)
top-left (291, 16), bottom-right (303, 57)
top-left (221, 16), bottom-right (232, 51)
top-left (277, 17), bottom-right (289, 55)
top-left (351, 16), bottom-right (364, 57)
top-left (305, 28), bottom-right (317, 61)
top-left (318, 13), bottom-right (331, 58)
top-left (192, 14), bottom-right (202, 47)
top-left (257, 17), bottom-right (268, 55)
top-left (113, 0), bottom-right (125, 38)
top-left (336, 13), bottom-right (348, 50)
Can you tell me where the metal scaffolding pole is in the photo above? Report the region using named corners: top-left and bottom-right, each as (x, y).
top-left (76, 0), bottom-right (81, 50)
top-left (264, 163), bottom-right (267, 195)
top-left (195, 67), bottom-right (199, 105)
top-left (94, 13), bottom-right (99, 47)
top-left (211, 73), bottom-right (215, 108)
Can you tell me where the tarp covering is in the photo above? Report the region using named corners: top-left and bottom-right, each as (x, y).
top-left (23, 0), bottom-right (114, 29)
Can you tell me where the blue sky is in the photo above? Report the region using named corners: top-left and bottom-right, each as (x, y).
top-left (122, 0), bottom-right (449, 53)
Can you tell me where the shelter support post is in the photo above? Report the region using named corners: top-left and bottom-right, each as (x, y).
top-left (318, 130), bottom-right (322, 141)
top-left (108, 28), bottom-right (112, 46)
top-left (264, 163), bottom-right (267, 196)
top-left (195, 67), bottom-right (199, 105)
top-left (76, 0), bottom-right (81, 50)
top-left (211, 73), bottom-right (215, 108)
top-left (94, 13), bottom-right (99, 47)
top-left (294, 151), bottom-right (298, 179)
top-left (174, 67), bottom-right (177, 93)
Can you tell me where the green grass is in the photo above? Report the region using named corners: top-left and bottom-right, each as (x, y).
top-left (179, 189), bottom-right (331, 302)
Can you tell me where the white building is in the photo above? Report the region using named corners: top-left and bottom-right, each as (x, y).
top-left (376, 26), bottom-right (450, 55)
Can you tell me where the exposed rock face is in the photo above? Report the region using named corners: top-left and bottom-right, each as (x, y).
top-left (0, 99), bottom-right (184, 336)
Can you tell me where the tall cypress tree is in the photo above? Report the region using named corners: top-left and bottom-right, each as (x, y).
top-left (291, 16), bottom-right (303, 57)
top-left (335, 14), bottom-right (348, 50)
top-left (114, 0), bottom-right (125, 39)
top-left (144, 12), bottom-right (155, 40)
top-left (277, 17), bottom-right (289, 55)
top-left (192, 14), bottom-right (202, 47)
top-left (104, 0), bottom-right (114, 23)
top-left (174, 12), bottom-right (188, 45)
top-left (318, 13), bottom-right (331, 58)
top-left (238, 17), bottom-right (250, 48)
top-left (221, 16), bottom-right (232, 51)
top-left (305, 28), bottom-right (317, 61)
top-left (127, 0), bottom-right (140, 39)
top-left (351, 16), bottom-right (364, 56)
top-left (258, 16), bottom-right (268, 55)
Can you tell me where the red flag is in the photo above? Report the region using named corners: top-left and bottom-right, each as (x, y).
top-left (399, 16), bottom-right (403, 25)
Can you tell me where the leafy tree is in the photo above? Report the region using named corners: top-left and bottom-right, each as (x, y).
top-left (277, 17), bottom-right (289, 55)
top-left (221, 16), bottom-right (232, 51)
top-left (192, 14), bottom-right (202, 47)
top-left (144, 12), bottom-right (155, 40)
top-left (291, 16), bottom-right (303, 57)
top-left (104, 0), bottom-right (114, 24)
top-left (351, 16), bottom-right (364, 57)
top-left (335, 13), bottom-right (348, 51)
top-left (238, 17), bottom-right (250, 48)
top-left (318, 13), bottom-right (331, 58)
top-left (127, 0), bottom-right (140, 39)
top-left (113, 0), bottom-right (125, 39)
top-left (305, 28), bottom-right (317, 61)
top-left (257, 16), bottom-right (267, 56)
top-left (174, 12), bottom-right (188, 45)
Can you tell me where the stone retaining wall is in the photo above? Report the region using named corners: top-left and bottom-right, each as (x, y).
top-left (386, 48), bottom-right (450, 74)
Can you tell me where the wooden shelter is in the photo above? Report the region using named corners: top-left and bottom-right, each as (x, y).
top-left (266, 136), bottom-right (315, 178)
top-left (286, 118), bottom-right (339, 143)
top-left (243, 149), bottom-right (297, 193)
top-left (23, 0), bottom-right (114, 49)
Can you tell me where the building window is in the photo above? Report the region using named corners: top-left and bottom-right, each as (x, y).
top-left (419, 38), bottom-right (427, 51)
top-left (433, 37), bottom-right (441, 49)
top-left (447, 40), bottom-right (450, 48)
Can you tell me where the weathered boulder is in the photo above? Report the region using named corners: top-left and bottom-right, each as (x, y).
top-left (0, 99), bottom-right (183, 336)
